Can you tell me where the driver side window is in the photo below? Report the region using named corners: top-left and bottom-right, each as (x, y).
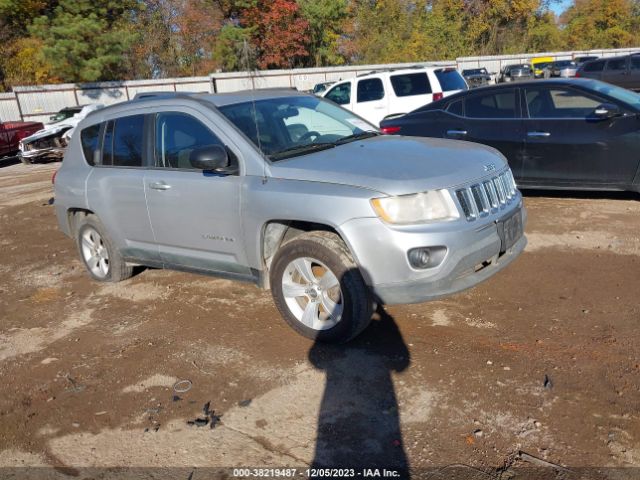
top-left (325, 83), bottom-right (351, 105)
top-left (526, 88), bottom-right (603, 119)
top-left (155, 112), bottom-right (224, 169)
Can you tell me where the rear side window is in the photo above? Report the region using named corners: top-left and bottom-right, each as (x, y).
top-left (584, 60), bottom-right (605, 72)
top-left (80, 124), bottom-right (101, 166)
top-left (631, 57), bottom-right (640, 70)
top-left (434, 69), bottom-right (468, 92)
top-left (105, 115), bottom-right (145, 167)
top-left (390, 73), bottom-right (432, 97)
top-left (606, 58), bottom-right (627, 71)
top-left (465, 91), bottom-right (517, 118)
top-left (325, 83), bottom-right (351, 105)
top-left (447, 100), bottom-right (463, 116)
top-left (155, 113), bottom-right (224, 169)
top-left (357, 78), bottom-right (385, 103)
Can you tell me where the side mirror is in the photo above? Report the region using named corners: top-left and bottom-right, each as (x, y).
top-left (189, 145), bottom-right (234, 172)
top-left (594, 103), bottom-right (622, 119)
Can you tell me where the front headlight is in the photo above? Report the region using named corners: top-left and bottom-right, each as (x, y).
top-left (370, 190), bottom-right (460, 225)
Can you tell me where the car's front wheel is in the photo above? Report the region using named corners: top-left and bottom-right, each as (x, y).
top-left (75, 214), bottom-right (133, 282)
top-left (269, 231), bottom-right (373, 343)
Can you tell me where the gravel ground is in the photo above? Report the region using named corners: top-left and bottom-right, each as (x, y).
top-left (0, 162), bottom-right (639, 479)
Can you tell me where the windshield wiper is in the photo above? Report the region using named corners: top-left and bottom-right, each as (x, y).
top-left (334, 131), bottom-right (380, 145)
top-left (269, 142), bottom-right (336, 161)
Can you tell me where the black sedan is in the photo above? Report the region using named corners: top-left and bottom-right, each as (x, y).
top-left (380, 79), bottom-right (640, 192)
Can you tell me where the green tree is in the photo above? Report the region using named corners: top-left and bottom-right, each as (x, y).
top-left (212, 23), bottom-right (253, 71)
top-left (562, 0), bottom-right (639, 49)
top-left (526, 10), bottom-right (563, 52)
top-left (297, 0), bottom-right (348, 66)
top-left (342, 0), bottom-right (422, 64)
top-left (30, 0), bottom-right (138, 82)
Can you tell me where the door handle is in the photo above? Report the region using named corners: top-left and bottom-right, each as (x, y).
top-left (149, 181), bottom-right (171, 191)
top-left (527, 131), bottom-right (551, 138)
top-left (447, 130), bottom-right (467, 136)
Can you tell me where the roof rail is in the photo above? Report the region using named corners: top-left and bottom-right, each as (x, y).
top-left (355, 64), bottom-right (448, 77)
top-left (132, 91), bottom-right (202, 100)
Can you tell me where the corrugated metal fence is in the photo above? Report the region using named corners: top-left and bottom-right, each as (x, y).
top-left (1, 47), bottom-right (638, 123)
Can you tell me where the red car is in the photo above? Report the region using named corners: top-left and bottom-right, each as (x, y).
top-left (0, 120), bottom-right (44, 159)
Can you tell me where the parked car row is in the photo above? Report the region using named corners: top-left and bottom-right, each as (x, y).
top-left (309, 53), bottom-right (640, 129)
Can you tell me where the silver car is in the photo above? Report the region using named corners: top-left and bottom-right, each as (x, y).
top-left (550, 60), bottom-right (578, 78)
top-left (54, 90), bottom-right (526, 343)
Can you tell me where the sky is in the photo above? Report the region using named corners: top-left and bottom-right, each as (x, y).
top-left (550, 0), bottom-right (574, 15)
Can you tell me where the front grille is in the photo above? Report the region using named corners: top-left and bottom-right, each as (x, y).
top-left (455, 170), bottom-right (517, 221)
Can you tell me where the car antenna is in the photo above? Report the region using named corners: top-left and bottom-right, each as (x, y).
top-left (240, 40), bottom-right (267, 184)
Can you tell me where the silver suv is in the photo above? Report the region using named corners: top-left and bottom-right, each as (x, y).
top-left (54, 90), bottom-right (526, 343)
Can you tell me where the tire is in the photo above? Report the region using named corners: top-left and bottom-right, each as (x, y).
top-left (75, 214), bottom-right (133, 282)
top-left (269, 231), bottom-right (373, 343)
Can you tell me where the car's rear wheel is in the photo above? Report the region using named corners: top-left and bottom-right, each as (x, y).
top-left (76, 214), bottom-right (133, 282)
top-left (269, 231), bottom-right (373, 343)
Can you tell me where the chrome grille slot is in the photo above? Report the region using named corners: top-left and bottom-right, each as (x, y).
top-left (455, 188), bottom-right (475, 221)
top-left (499, 173), bottom-right (511, 200)
top-left (456, 169), bottom-right (519, 222)
top-left (471, 184), bottom-right (489, 215)
top-left (493, 177), bottom-right (506, 204)
top-left (507, 170), bottom-right (517, 196)
top-left (483, 181), bottom-right (498, 209)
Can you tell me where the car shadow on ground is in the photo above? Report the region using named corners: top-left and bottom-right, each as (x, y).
top-left (308, 306), bottom-right (411, 477)
top-left (0, 156), bottom-right (21, 168)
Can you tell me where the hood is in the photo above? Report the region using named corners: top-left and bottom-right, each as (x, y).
top-left (269, 136), bottom-right (507, 196)
top-left (22, 124), bottom-right (72, 143)
top-left (22, 104), bottom-right (104, 143)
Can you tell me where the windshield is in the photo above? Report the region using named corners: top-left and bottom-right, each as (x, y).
top-left (584, 79), bottom-right (640, 109)
top-left (218, 95), bottom-right (379, 161)
top-left (49, 110), bottom-right (78, 123)
top-left (463, 68), bottom-right (488, 76)
top-left (555, 61), bottom-right (576, 68)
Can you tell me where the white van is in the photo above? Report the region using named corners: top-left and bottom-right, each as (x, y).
top-left (322, 67), bottom-right (468, 126)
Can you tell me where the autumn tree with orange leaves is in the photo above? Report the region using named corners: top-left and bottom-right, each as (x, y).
top-left (241, 0), bottom-right (310, 69)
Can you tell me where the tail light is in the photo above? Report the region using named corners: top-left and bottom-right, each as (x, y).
top-left (381, 126), bottom-right (401, 135)
top-left (575, 72), bottom-right (581, 78)
top-left (433, 92), bottom-right (444, 102)
top-left (52, 170), bottom-right (58, 185)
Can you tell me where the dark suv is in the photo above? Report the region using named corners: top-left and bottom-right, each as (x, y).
top-left (576, 54), bottom-right (640, 91)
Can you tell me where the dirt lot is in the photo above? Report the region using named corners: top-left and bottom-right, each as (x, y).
top-left (0, 162), bottom-right (639, 479)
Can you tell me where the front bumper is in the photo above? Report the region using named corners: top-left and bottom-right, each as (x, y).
top-left (19, 135), bottom-right (67, 161)
top-left (340, 202), bottom-right (527, 305)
